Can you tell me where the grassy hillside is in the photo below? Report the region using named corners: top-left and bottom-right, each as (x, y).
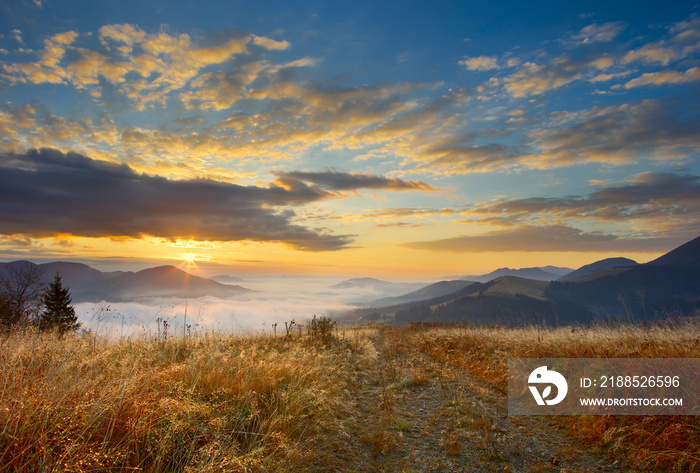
top-left (351, 260), bottom-right (699, 327)
top-left (1, 322), bottom-right (698, 471)
top-left (482, 276), bottom-right (549, 300)
top-left (546, 264), bottom-right (700, 320)
top-left (386, 278), bottom-right (595, 327)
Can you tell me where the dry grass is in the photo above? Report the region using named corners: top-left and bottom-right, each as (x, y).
top-left (2, 321), bottom-right (699, 472)
top-left (406, 321), bottom-right (700, 472)
top-left (0, 327), bottom-right (378, 472)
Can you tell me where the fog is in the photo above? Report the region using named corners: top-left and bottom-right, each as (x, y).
top-left (73, 275), bottom-right (412, 338)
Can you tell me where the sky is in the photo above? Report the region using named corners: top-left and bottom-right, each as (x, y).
top-left (1, 0), bottom-right (700, 280)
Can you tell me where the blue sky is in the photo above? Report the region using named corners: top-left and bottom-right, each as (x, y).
top-left (1, 0), bottom-right (699, 277)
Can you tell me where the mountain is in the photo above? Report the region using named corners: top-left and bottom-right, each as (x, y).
top-left (361, 280), bottom-right (475, 308)
top-left (211, 275), bottom-right (246, 284)
top-left (482, 276), bottom-right (549, 300)
top-left (331, 277), bottom-right (388, 289)
top-left (0, 261), bottom-right (252, 303)
top-left (348, 277), bottom-right (594, 326)
top-left (330, 277), bottom-right (425, 300)
top-left (103, 266), bottom-right (251, 301)
top-left (346, 236), bottom-right (700, 326)
top-left (647, 235), bottom-right (700, 267)
top-left (540, 266), bottom-right (576, 276)
top-left (546, 236), bottom-right (700, 319)
top-left (458, 266), bottom-right (573, 283)
top-left (558, 257), bottom-right (638, 281)
top-left (350, 281), bottom-right (484, 322)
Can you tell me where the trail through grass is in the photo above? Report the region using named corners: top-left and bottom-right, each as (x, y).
top-left (1, 322), bottom-right (698, 471)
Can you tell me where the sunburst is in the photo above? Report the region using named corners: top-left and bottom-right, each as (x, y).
top-left (181, 253), bottom-right (199, 271)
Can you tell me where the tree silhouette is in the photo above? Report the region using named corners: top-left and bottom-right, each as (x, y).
top-left (0, 261), bottom-right (45, 327)
top-left (39, 273), bottom-right (80, 335)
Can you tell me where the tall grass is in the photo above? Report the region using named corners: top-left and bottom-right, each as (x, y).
top-left (0, 327), bottom-right (374, 472)
top-left (3, 322), bottom-right (698, 471)
top-left (406, 321), bottom-right (700, 472)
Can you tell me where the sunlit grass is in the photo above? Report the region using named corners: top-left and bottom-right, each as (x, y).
top-left (1, 321), bottom-right (698, 471)
top-left (406, 321), bottom-right (700, 472)
top-left (0, 326), bottom-right (378, 472)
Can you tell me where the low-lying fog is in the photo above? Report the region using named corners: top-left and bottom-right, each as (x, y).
top-left (73, 275), bottom-right (422, 338)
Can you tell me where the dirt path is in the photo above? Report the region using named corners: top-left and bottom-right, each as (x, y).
top-left (350, 327), bottom-right (633, 473)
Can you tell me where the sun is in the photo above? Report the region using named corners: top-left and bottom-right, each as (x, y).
top-left (181, 253), bottom-right (200, 270)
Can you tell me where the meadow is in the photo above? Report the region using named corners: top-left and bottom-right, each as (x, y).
top-left (406, 321), bottom-right (700, 471)
top-left (1, 320), bottom-right (698, 472)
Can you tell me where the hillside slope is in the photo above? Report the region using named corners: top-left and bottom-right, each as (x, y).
top-left (558, 257), bottom-right (638, 281)
top-left (352, 235), bottom-right (700, 326)
top-left (458, 266), bottom-right (572, 282)
top-left (0, 261), bottom-right (252, 302)
top-left (361, 280), bottom-right (474, 308)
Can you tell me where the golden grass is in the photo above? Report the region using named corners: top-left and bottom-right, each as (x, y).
top-left (0, 327), bottom-right (377, 472)
top-left (2, 321), bottom-right (698, 471)
top-left (405, 321), bottom-right (700, 472)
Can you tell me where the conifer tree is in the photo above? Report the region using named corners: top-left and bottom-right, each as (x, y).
top-left (39, 273), bottom-right (80, 335)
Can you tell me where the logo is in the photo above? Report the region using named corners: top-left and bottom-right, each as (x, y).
top-left (528, 366), bottom-right (568, 406)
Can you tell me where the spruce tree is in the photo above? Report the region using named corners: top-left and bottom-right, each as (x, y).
top-left (39, 273), bottom-right (81, 335)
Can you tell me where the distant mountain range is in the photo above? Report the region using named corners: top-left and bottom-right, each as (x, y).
top-left (0, 261), bottom-right (251, 303)
top-left (360, 280), bottom-right (475, 308)
top-left (211, 275), bottom-right (247, 284)
top-left (350, 267), bottom-right (575, 307)
top-left (454, 266), bottom-right (573, 283)
top-left (3, 235), bottom-right (698, 324)
top-left (349, 236), bottom-right (700, 326)
top-left (330, 277), bottom-right (426, 300)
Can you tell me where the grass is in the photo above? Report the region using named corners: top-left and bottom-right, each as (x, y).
top-left (406, 320), bottom-right (700, 472)
top-left (0, 326), bottom-right (378, 472)
top-left (1, 320), bottom-right (699, 471)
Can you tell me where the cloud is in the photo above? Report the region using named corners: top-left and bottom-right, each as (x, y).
top-left (401, 225), bottom-right (679, 253)
top-left (180, 61), bottom-right (269, 110)
top-left (252, 35), bottom-right (290, 50)
top-left (0, 103), bottom-right (36, 129)
top-left (3, 16), bottom-right (700, 187)
top-left (274, 170), bottom-right (435, 192)
top-left (362, 207), bottom-right (461, 218)
top-left (625, 67), bottom-right (700, 88)
top-left (2, 21), bottom-right (428, 143)
top-left (373, 221), bottom-right (425, 229)
top-left (459, 55), bottom-right (500, 71)
top-left (1, 25), bottom-right (289, 108)
top-left (0, 148), bottom-right (353, 251)
top-left (569, 22), bottom-right (626, 44)
top-left (2, 31), bottom-right (78, 84)
top-left (413, 142), bottom-right (529, 174)
top-left (471, 14), bottom-right (700, 98)
top-left (503, 54), bottom-right (614, 98)
top-left (623, 16), bottom-right (700, 66)
top-left (11, 29), bottom-right (23, 44)
top-left (531, 100), bottom-right (700, 166)
top-left (401, 171), bottom-right (700, 253)
top-left (466, 172), bottom-right (700, 236)
top-left (99, 24), bottom-right (147, 46)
